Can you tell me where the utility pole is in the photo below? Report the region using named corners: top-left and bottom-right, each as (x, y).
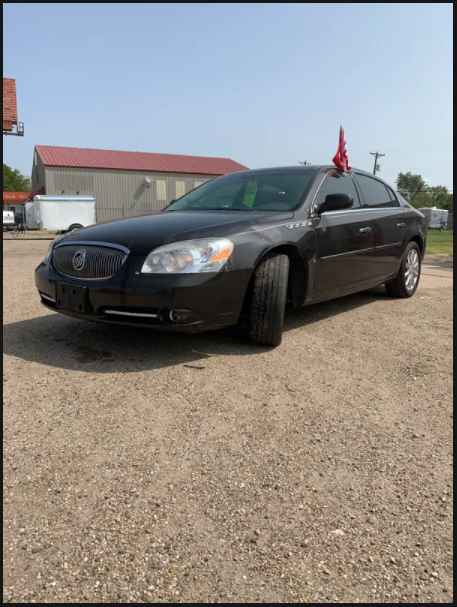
top-left (298, 160), bottom-right (312, 166)
top-left (370, 152), bottom-right (386, 175)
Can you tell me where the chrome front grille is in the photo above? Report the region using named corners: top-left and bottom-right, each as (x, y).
top-left (53, 244), bottom-right (128, 280)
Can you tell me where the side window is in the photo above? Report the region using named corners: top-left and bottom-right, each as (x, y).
top-left (315, 173), bottom-right (361, 210)
top-left (398, 194), bottom-right (413, 209)
top-left (387, 186), bottom-right (401, 207)
top-left (355, 174), bottom-right (394, 208)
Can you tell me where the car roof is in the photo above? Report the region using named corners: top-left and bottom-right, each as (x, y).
top-left (229, 165), bottom-right (395, 187)
top-left (235, 164), bottom-right (392, 181)
top-left (233, 165), bottom-right (379, 176)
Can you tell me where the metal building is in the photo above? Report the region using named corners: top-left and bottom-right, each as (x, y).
top-left (31, 145), bottom-right (248, 223)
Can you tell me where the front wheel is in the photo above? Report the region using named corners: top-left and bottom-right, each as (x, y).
top-left (386, 242), bottom-right (422, 298)
top-left (249, 252), bottom-right (290, 347)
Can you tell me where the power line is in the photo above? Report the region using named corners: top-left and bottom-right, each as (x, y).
top-left (386, 148), bottom-right (453, 155)
top-left (380, 142), bottom-right (453, 152)
top-left (382, 171), bottom-right (454, 177)
top-left (394, 163), bottom-right (453, 170)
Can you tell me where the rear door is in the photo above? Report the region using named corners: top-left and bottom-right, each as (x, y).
top-left (313, 171), bottom-right (374, 297)
top-left (353, 174), bottom-right (407, 282)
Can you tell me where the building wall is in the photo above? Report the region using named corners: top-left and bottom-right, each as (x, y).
top-left (31, 150), bottom-right (47, 195)
top-left (41, 166), bottom-right (215, 223)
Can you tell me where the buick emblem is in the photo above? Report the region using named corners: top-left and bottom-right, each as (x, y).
top-left (72, 249), bottom-right (87, 271)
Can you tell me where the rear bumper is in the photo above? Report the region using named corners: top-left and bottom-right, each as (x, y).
top-left (35, 258), bottom-right (252, 332)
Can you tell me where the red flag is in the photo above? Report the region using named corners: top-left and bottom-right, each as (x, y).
top-left (333, 124), bottom-right (351, 172)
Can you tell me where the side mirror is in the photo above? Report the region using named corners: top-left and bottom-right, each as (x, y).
top-left (317, 193), bottom-right (354, 215)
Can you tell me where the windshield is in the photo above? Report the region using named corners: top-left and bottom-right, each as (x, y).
top-left (166, 170), bottom-right (317, 213)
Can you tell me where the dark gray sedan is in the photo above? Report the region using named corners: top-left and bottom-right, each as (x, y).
top-left (36, 166), bottom-right (427, 346)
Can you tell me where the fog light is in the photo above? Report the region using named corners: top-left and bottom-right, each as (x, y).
top-left (169, 310), bottom-right (179, 323)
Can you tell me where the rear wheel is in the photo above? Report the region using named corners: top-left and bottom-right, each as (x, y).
top-left (386, 242), bottom-right (422, 298)
top-left (249, 252), bottom-right (289, 347)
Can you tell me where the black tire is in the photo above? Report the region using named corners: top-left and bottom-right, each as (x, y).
top-left (68, 224), bottom-right (83, 233)
top-left (249, 252), bottom-right (289, 347)
top-left (386, 242), bottom-right (422, 298)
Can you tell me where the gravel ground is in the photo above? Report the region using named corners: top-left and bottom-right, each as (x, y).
top-left (3, 241), bottom-right (454, 603)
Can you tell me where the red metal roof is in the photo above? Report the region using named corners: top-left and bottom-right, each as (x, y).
top-left (36, 145), bottom-right (248, 176)
top-left (3, 78), bottom-right (18, 131)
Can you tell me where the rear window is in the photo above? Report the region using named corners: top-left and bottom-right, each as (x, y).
top-left (166, 170), bottom-right (317, 213)
top-left (398, 194), bottom-right (413, 209)
top-left (386, 186), bottom-right (401, 207)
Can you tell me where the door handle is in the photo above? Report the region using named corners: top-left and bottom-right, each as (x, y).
top-left (397, 222), bottom-right (407, 229)
top-left (359, 226), bottom-right (372, 234)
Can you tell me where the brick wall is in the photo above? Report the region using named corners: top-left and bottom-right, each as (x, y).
top-left (3, 78), bottom-right (18, 130)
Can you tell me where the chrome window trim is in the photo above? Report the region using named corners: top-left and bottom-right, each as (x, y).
top-left (352, 173), bottom-right (402, 210)
top-left (321, 207), bottom-right (405, 217)
top-left (312, 171), bottom-right (403, 215)
top-left (311, 170), bottom-right (361, 215)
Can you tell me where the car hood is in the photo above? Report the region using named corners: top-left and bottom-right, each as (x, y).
top-left (59, 210), bottom-right (295, 254)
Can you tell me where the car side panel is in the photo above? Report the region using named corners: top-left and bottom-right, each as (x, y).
top-left (311, 209), bottom-right (374, 296)
top-left (370, 207), bottom-right (408, 281)
top-left (405, 208), bottom-right (428, 259)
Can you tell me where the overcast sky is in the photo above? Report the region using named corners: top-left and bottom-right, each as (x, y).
top-left (3, 3), bottom-right (454, 190)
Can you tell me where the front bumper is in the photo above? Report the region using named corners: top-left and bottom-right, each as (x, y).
top-left (35, 256), bottom-right (252, 332)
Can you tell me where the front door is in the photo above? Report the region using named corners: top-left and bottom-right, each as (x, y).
top-left (313, 171), bottom-right (374, 297)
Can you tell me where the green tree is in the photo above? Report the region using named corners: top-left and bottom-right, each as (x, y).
top-left (3, 164), bottom-right (31, 192)
top-left (396, 172), bottom-right (427, 203)
top-left (396, 172), bottom-right (453, 213)
top-left (411, 192), bottom-right (435, 209)
top-left (429, 186), bottom-right (453, 213)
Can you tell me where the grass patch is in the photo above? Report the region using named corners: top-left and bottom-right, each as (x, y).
top-left (426, 230), bottom-right (454, 256)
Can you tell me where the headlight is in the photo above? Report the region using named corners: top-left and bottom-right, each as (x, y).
top-left (43, 242), bottom-right (54, 264)
top-left (43, 234), bottom-right (65, 264)
top-left (141, 238), bottom-right (234, 274)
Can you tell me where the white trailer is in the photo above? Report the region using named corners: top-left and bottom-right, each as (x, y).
top-left (419, 207), bottom-right (449, 231)
top-left (31, 195), bottom-right (96, 232)
top-left (24, 201), bottom-right (38, 230)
